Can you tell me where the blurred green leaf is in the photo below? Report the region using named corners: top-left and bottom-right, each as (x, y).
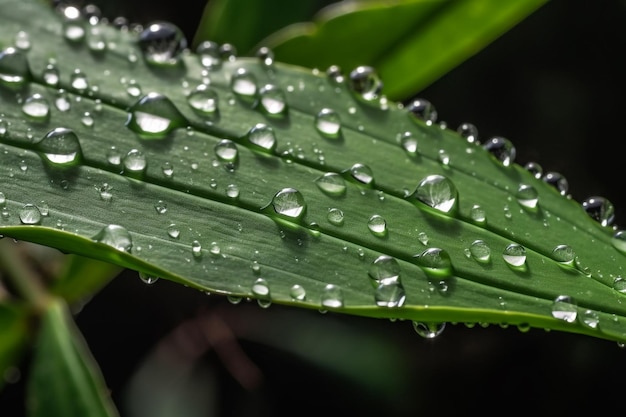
top-left (0, 302), bottom-right (29, 392)
top-left (27, 300), bottom-right (119, 417)
top-left (260, 0), bottom-right (547, 100)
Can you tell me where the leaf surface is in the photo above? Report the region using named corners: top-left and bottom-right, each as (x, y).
top-left (1, 0), bottom-right (626, 345)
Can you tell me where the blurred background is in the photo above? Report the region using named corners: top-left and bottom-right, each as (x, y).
top-left (4, 0), bottom-right (626, 416)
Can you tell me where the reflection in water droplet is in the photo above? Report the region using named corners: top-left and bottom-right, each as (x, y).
top-left (123, 149), bottom-right (147, 173)
top-left (258, 84), bottom-right (287, 116)
top-left (551, 244), bottom-right (575, 266)
top-left (524, 161), bottom-right (543, 179)
top-left (315, 172), bottom-right (347, 197)
top-left (92, 224), bottom-right (132, 252)
top-left (0, 47), bottom-right (30, 88)
top-left (469, 240), bottom-right (491, 263)
top-left (542, 172), bottom-right (568, 196)
top-left (167, 223), bottom-right (180, 239)
top-left (407, 98), bottom-right (437, 125)
top-left (399, 131), bottom-right (418, 155)
top-left (290, 284), bottom-right (306, 301)
top-left (483, 136), bottom-right (516, 166)
top-left (252, 278), bottom-right (271, 308)
top-left (414, 248), bottom-right (453, 279)
top-left (187, 84), bottom-right (219, 115)
top-left (349, 163), bottom-right (374, 186)
top-left (551, 295), bottom-right (577, 323)
top-left (196, 40), bottom-right (221, 69)
top-left (191, 240), bottom-right (202, 257)
top-left (417, 232), bottom-right (429, 246)
top-left (42, 64), bottom-right (60, 87)
top-left (21, 94), bottom-right (50, 121)
top-left (367, 214), bottom-right (387, 237)
top-left (139, 272), bottom-right (159, 285)
top-left (271, 188), bottom-right (306, 220)
top-left (469, 204), bottom-right (486, 224)
top-left (231, 68), bottom-right (258, 100)
top-left (613, 277), bottom-right (626, 293)
top-left (502, 243), bottom-right (526, 267)
top-left (138, 21), bottom-right (187, 66)
top-left (327, 208), bottom-right (344, 226)
top-left (348, 66), bottom-right (382, 101)
top-left (411, 174), bottom-right (458, 214)
top-left (315, 108), bottom-right (341, 138)
top-left (54, 89), bottom-right (71, 112)
top-left (35, 127), bottom-right (82, 165)
top-left (127, 93), bottom-right (186, 139)
top-left (368, 255), bottom-right (400, 285)
top-left (375, 282), bottom-right (405, 308)
top-left (215, 139), bottom-right (238, 162)
top-left (226, 184), bottom-right (240, 199)
top-left (19, 204), bottom-right (42, 225)
top-left (516, 184), bottom-right (539, 209)
top-left (412, 322), bottom-right (446, 339)
top-left (247, 123), bottom-right (277, 153)
top-left (580, 309), bottom-right (600, 329)
top-left (612, 230), bottom-right (626, 254)
top-left (457, 122), bottom-right (479, 144)
top-left (581, 196), bottom-right (615, 227)
top-left (321, 284), bottom-right (344, 309)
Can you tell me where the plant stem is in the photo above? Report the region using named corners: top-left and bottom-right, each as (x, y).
top-left (0, 239), bottom-right (50, 310)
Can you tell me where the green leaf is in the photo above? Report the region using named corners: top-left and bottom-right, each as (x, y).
top-left (27, 300), bottom-right (119, 417)
top-left (258, 0), bottom-right (548, 100)
top-left (0, 302), bottom-right (29, 392)
top-left (1, 0), bottom-right (626, 346)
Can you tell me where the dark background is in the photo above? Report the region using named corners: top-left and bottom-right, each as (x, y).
top-left (4, 1), bottom-right (626, 416)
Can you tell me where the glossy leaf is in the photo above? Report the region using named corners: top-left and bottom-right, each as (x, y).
top-left (1, 0), bottom-right (626, 347)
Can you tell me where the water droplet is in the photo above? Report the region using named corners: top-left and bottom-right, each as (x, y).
top-left (612, 230), bottom-right (626, 254)
top-left (21, 94), bottom-right (50, 121)
top-left (469, 240), bottom-right (491, 263)
top-left (375, 282), bottom-right (405, 308)
top-left (551, 295), bottom-right (577, 323)
top-left (138, 21), bottom-right (187, 66)
top-left (321, 284), bottom-right (344, 309)
top-left (457, 122), bottom-right (479, 144)
top-left (81, 111), bottom-right (94, 127)
top-left (326, 65), bottom-right (344, 83)
top-left (34, 127), bottom-right (82, 166)
top-left (581, 196), bottom-right (615, 227)
top-left (417, 232), bottom-right (429, 246)
top-left (0, 47), bottom-right (30, 88)
top-left (161, 161), bottom-right (174, 178)
top-left (98, 183), bottom-right (113, 202)
top-left (225, 184), bottom-right (240, 199)
top-left (82, 4), bottom-right (102, 25)
top-left (0, 192), bottom-right (6, 207)
top-left (348, 66), bottom-right (382, 101)
top-left (247, 123), bottom-right (277, 153)
top-left (42, 64), bottom-right (60, 87)
top-left (123, 149), bottom-right (147, 173)
top-left (270, 188), bottom-right (306, 220)
top-left (368, 255), bottom-right (400, 285)
top-left (92, 224), bottom-right (132, 252)
top-left (251, 278), bottom-right (271, 308)
top-left (258, 84), bottom-right (287, 116)
top-left (62, 6), bottom-right (86, 42)
top-left (54, 89), bottom-right (71, 112)
top-left (191, 240), bottom-right (202, 257)
top-left (414, 248), bottom-right (453, 279)
top-left (196, 40), bottom-right (221, 69)
top-left (367, 214), bottom-right (387, 237)
top-left (256, 46), bottom-right (274, 66)
top-left (126, 93), bottom-right (187, 139)
top-left (106, 146), bottom-right (122, 166)
top-left (411, 174), bottom-right (458, 214)
top-left (407, 98), bottom-right (437, 125)
top-left (14, 31), bottom-right (31, 50)
top-left (315, 108), bottom-right (341, 138)
top-left (214, 139), bottom-right (238, 163)
top-left (516, 184), bottom-right (539, 210)
top-left (348, 163), bottom-right (374, 186)
top-left (70, 69), bottom-right (88, 92)
top-left (502, 243), bottom-right (526, 267)
top-left (438, 149), bottom-right (450, 166)
top-left (166, 224), bottom-right (180, 239)
top-left (551, 244), bottom-right (575, 266)
top-left (412, 322), bottom-right (446, 339)
top-left (524, 161), bottom-right (543, 179)
top-left (483, 136), bottom-right (516, 167)
top-left (580, 309), bottom-right (600, 329)
top-left (315, 172), bottom-right (347, 197)
top-left (139, 272), bottom-right (159, 285)
top-left (290, 284), bottom-right (306, 301)
top-left (325, 208), bottom-right (344, 226)
top-left (187, 84), bottom-right (219, 116)
top-left (87, 26), bottom-right (106, 53)
top-left (230, 68), bottom-right (258, 101)
top-left (399, 131), bottom-right (418, 155)
top-left (19, 204), bottom-right (41, 225)
top-left (154, 200), bottom-right (167, 214)
top-left (469, 204), bottom-right (486, 224)
top-left (542, 171), bottom-right (568, 196)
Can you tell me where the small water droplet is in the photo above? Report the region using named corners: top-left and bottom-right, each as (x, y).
top-left (14, 31), bottom-right (31, 50)
top-left (0, 192), bottom-right (6, 207)
top-left (412, 321), bottom-right (446, 339)
top-left (139, 272), bottom-right (159, 285)
top-left (167, 223), bottom-right (180, 239)
top-left (19, 204), bottom-right (42, 225)
top-left (551, 244), bottom-right (575, 266)
top-left (196, 40), bottom-right (221, 69)
top-left (367, 214), bottom-right (387, 237)
top-left (290, 284), bottom-right (306, 301)
top-left (54, 89), bottom-right (71, 112)
top-left (399, 131), bottom-right (418, 155)
top-left (326, 65), bottom-right (344, 83)
top-left (438, 149), bottom-right (450, 166)
top-left (414, 248), bottom-right (453, 279)
top-left (81, 111), bottom-right (94, 127)
top-left (502, 243), bottom-right (526, 267)
top-left (348, 66), bottom-right (382, 102)
top-left (21, 94), bottom-right (50, 121)
top-left (214, 139), bottom-right (238, 163)
top-left (226, 184), bottom-right (239, 199)
top-left (375, 282), bottom-right (405, 308)
top-left (457, 122), bottom-right (479, 144)
top-left (106, 146), bottom-right (122, 166)
top-left (315, 172), bottom-right (347, 197)
top-left (411, 174), bottom-right (458, 214)
top-left (62, 6), bottom-right (86, 42)
top-left (368, 255), bottom-right (401, 285)
top-left (98, 183), bottom-right (113, 202)
top-left (187, 84), bottom-right (219, 116)
top-left (542, 172), bottom-right (568, 196)
top-left (581, 196), bottom-right (615, 227)
top-left (92, 224), bottom-right (132, 252)
top-left (613, 277), bottom-right (626, 293)
top-left (230, 68), bottom-right (257, 101)
top-left (612, 230), bottom-right (626, 254)
top-left (551, 295), bottom-right (577, 323)
top-left (209, 242), bottom-right (221, 256)
top-left (483, 136), bottom-right (516, 167)
top-left (270, 188), bottom-right (306, 220)
top-left (524, 161), bottom-right (543, 179)
top-left (469, 204), bottom-right (486, 224)
top-left (417, 232), bottom-right (429, 245)
top-left (407, 98), bottom-right (437, 125)
top-left (191, 240), bottom-right (202, 257)
top-left (251, 278), bottom-right (271, 308)
top-left (256, 46), bottom-right (274, 66)
top-left (321, 284), bottom-right (344, 309)
top-left (154, 200), bottom-right (167, 214)
top-left (33, 127), bottom-right (82, 166)
top-left (123, 149), bottom-right (147, 173)
top-left (348, 163), bottom-right (374, 186)
top-left (516, 184), bottom-right (539, 210)
top-left (126, 93), bottom-right (186, 139)
top-left (247, 123), bottom-right (277, 153)
top-left (258, 84), bottom-right (287, 116)
top-left (580, 309), bottom-right (600, 329)
top-left (161, 161), bottom-right (174, 178)
top-left (42, 64), bottom-right (60, 87)
top-left (315, 108), bottom-right (341, 138)
top-left (138, 21), bottom-right (187, 66)
top-left (87, 26), bottom-right (106, 53)
top-left (326, 207), bottom-right (345, 226)
top-left (70, 69), bottom-right (89, 92)
top-left (0, 47), bottom-right (30, 88)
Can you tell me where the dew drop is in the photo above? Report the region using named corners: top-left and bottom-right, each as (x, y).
top-left (125, 79), bottom-right (142, 97)
top-left (516, 184), bottom-right (539, 210)
top-left (139, 272), bottom-right (159, 285)
top-left (551, 295), bottom-right (577, 323)
top-left (375, 282), bottom-right (406, 308)
top-left (367, 214), bottom-right (387, 237)
top-left (612, 230), bottom-right (626, 254)
top-left (327, 208), bottom-right (344, 226)
top-left (70, 69), bottom-right (89, 92)
top-left (399, 131), bottom-right (418, 155)
top-left (581, 196), bottom-right (615, 227)
top-left (191, 240), bottom-right (202, 257)
top-left (251, 278), bottom-right (271, 308)
top-left (0, 192), bottom-right (6, 207)
top-left (161, 161), bottom-right (174, 178)
top-left (469, 204), bottom-right (486, 224)
top-left (35, 127), bottom-right (82, 166)
top-left (138, 21), bottom-right (187, 66)
top-left (230, 68), bottom-right (258, 101)
top-left (414, 248), bottom-right (453, 279)
top-left (483, 136), bottom-right (516, 167)
top-left (92, 224), bottom-right (132, 252)
top-left (469, 240), bottom-right (491, 263)
top-left (457, 122), bottom-right (479, 144)
top-left (411, 174), bottom-right (458, 214)
top-left (315, 172), bottom-right (347, 197)
top-left (214, 139), bottom-right (238, 162)
top-left (315, 108), bottom-right (341, 138)
top-left (502, 243), bottom-right (526, 267)
top-left (417, 232), bottom-right (429, 246)
top-left (412, 321), bottom-right (446, 339)
top-left (289, 284), bottom-right (306, 301)
top-left (256, 46), bottom-right (274, 66)
top-left (0, 47), bottom-right (30, 88)
top-left (321, 284), bottom-right (344, 309)
top-left (326, 65), bottom-right (344, 83)
top-left (406, 98), bottom-right (437, 125)
top-left (551, 244), bottom-right (575, 266)
top-left (81, 111), bottom-right (94, 127)
top-left (14, 31), bottom-right (31, 50)
top-left (54, 89), bottom-right (71, 112)
top-left (62, 6), bottom-right (86, 42)
top-left (187, 84), bottom-right (219, 115)
top-left (123, 149), bottom-right (147, 173)
top-left (87, 26), bottom-right (106, 53)
top-left (258, 84), bottom-right (287, 116)
top-left (348, 66), bottom-right (382, 102)
top-left (542, 171), bottom-right (568, 196)
top-left (126, 93), bottom-right (186, 139)
top-left (247, 123), bottom-right (277, 153)
top-left (154, 200), bottom-right (167, 214)
top-left (349, 163), bottom-right (374, 186)
top-left (580, 309), bottom-right (600, 329)
top-left (167, 223), bottom-right (180, 239)
top-left (225, 184), bottom-right (240, 199)
top-left (21, 94), bottom-right (50, 121)
top-left (270, 188), bottom-right (306, 220)
top-left (524, 161), bottom-right (543, 179)
top-left (19, 204), bottom-right (41, 225)
top-left (42, 64), bottom-right (60, 87)
top-left (196, 40), bottom-right (221, 69)
top-left (98, 183), bottom-right (113, 202)
top-left (219, 43), bottom-right (237, 61)
top-left (368, 255), bottom-right (400, 285)
top-left (106, 146), bottom-right (122, 166)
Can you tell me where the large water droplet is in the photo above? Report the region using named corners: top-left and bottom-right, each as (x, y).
top-left (348, 66), bottom-right (382, 101)
top-left (315, 108), bottom-right (341, 138)
top-left (542, 171), bottom-right (568, 196)
top-left (92, 224), bottom-right (132, 252)
top-left (406, 98), bottom-right (437, 125)
top-left (214, 139), bottom-right (238, 164)
top-left (469, 240), bottom-right (491, 263)
top-left (187, 84), bottom-right (219, 116)
top-left (551, 295), bottom-right (577, 323)
top-left (123, 149), bottom-right (147, 173)
top-left (258, 84), bottom-right (287, 116)
top-left (516, 184), bottom-right (539, 210)
top-left (126, 93), bottom-right (187, 139)
top-left (551, 244), bottom-right (575, 266)
top-left (581, 196), bottom-right (615, 227)
top-left (469, 204), bottom-right (487, 224)
top-left (375, 282), bottom-right (405, 308)
top-left (367, 214), bottom-right (387, 237)
top-left (414, 248), bottom-right (453, 279)
top-left (411, 174), bottom-right (458, 214)
top-left (412, 322), bottom-right (446, 339)
top-left (230, 68), bottom-right (258, 102)
top-left (321, 284), bottom-right (344, 309)
top-left (348, 163), bottom-right (374, 186)
top-left (368, 255), bottom-right (401, 285)
top-left (138, 21), bottom-right (187, 66)
top-left (196, 40), bottom-right (221, 69)
top-left (502, 243), bottom-right (526, 267)
top-left (19, 204), bottom-right (42, 225)
top-left (270, 188), bottom-right (306, 220)
top-left (483, 136), bottom-right (516, 167)
top-left (0, 47), bottom-right (30, 89)
top-left (315, 172), bottom-right (347, 197)
top-left (247, 123), bottom-right (277, 153)
top-left (327, 208), bottom-right (344, 226)
top-left (580, 309), bottom-right (600, 329)
top-left (35, 127), bottom-right (82, 165)
top-left (21, 94), bottom-right (50, 121)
